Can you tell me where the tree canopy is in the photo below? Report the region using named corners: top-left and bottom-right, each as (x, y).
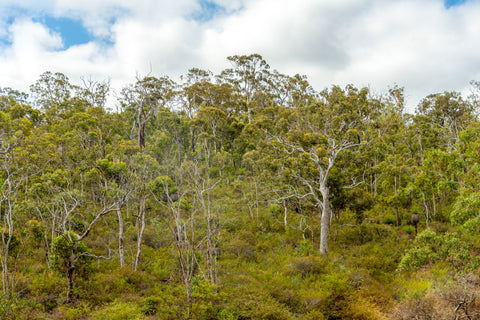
top-left (1, 54), bottom-right (480, 319)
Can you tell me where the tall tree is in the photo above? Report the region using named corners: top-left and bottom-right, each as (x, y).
top-left (267, 85), bottom-right (380, 255)
top-left (120, 76), bottom-right (175, 149)
top-left (219, 54), bottom-right (270, 123)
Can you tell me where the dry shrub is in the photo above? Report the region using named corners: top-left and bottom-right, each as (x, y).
top-left (392, 273), bottom-right (480, 320)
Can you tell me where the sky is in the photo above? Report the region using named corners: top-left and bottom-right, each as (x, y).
top-left (0, 0), bottom-right (479, 112)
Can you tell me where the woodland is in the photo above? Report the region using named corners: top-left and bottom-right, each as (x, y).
top-left (1, 54), bottom-right (480, 319)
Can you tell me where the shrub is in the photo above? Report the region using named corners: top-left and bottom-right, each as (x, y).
top-left (29, 272), bottom-right (64, 312)
top-left (347, 296), bottom-right (387, 320)
top-left (295, 240), bottom-right (313, 257)
top-left (286, 256), bottom-right (327, 278)
top-left (0, 294), bottom-right (39, 320)
top-left (382, 214), bottom-right (396, 225)
top-left (450, 191), bottom-right (480, 226)
top-left (398, 229), bottom-right (479, 271)
top-left (226, 285), bottom-right (294, 320)
top-left (90, 301), bottom-right (144, 320)
top-left (403, 225), bottom-right (414, 235)
top-left (141, 296), bottom-right (161, 316)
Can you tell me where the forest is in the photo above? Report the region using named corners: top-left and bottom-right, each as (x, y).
top-left (1, 53), bottom-right (480, 319)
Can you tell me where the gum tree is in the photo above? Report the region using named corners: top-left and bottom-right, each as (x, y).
top-left (268, 85), bottom-right (380, 256)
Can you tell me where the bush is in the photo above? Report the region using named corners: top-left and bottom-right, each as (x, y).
top-left (295, 240), bottom-right (313, 257)
top-left (141, 296), bottom-right (161, 316)
top-left (226, 285), bottom-right (294, 320)
top-left (190, 276), bottom-right (223, 320)
top-left (382, 215), bottom-right (396, 225)
top-left (0, 294), bottom-right (39, 320)
top-left (286, 256), bottom-right (328, 278)
top-left (29, 272), bottom-right (64, 312)
top-left (90, 301), bottom-right (144, 320)
top-left (398, 229), bottom-right (480, 271)
top-left (403, 225), bottom-right (414, 235)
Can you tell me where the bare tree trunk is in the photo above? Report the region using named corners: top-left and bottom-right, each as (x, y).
top-left (138, 121), bottom-right (146, 149)
top-left (394, 175), bottom-right (400, 226)
top-left (319, 186), bottom-right (330, 256)
top-left (255, 179), bottom-right (259, 219)
top-left (421, 190), bottom-right (430, 228)
top-left (1, 234), bottom-right (10, 295)
top-left (1, 180), bottom-right (14, 297)
top-left (66, 254), bottom-right (76, 303)
top-left (117, 205), bottom-right (125, 268)
top-left (134, 196), bottom-right (146, 271)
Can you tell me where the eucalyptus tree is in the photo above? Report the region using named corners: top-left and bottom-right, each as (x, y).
top-left (30, 72), bottom-right (74, 111)
top-left (219, 54), bottom-right (270, 123)
top-left (149, 166), bottom-right (199, 309)
top-left (0, 119), bottom-right (24, 296)
top-left (76, 77), bottom-right (111, 109)
top-left (416, 91), bottom-right (474, 150)
top-left (0, 97), bottom-right (39, 296)
top-left (267, 85), bottom-right (381, 256)
top-left (264, 71), bottom-right (316, 108)
top-left (120, 76), bottom-right (175, 149)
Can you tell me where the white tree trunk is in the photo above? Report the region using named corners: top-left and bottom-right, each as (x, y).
top-left (134, 196), bottom-right (146, 271)
top-left (117, 205), bottom-right (125, 268)
top-left (319, 185), bottom-right (330, 256)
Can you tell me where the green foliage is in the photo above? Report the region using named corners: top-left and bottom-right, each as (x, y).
top-left (227, 285), bottom-right (295, 320)
top-left (295, 240), bottom-right (313, 256)
top-left (3, 56), bottom-right (480, 319)
top-left (48, 232), bottom-right (88, 273)
top-left (90, 301), bottom-right (144, 320)
top-left (0, 294), bottom-right (39, 320)
top-left (382, 214), bottom-right (396, 225)
top-left (398, 229), bottom-right (480, 271)
top-left (190, 276), bottom-right (224, 320)
top-left (286, 256), bottom-right (328, 278)
top-left (148, 175), bottom-right (177, 195)
top-left (141, 296), bottom-right (161, 316)
top-left (29, 272), bottom-right (64, 312)
top-left (25, 219), bottom-right (44, 246)
top-left (403, 225), bottom-right (415, 235)
top-left (450, 190), bottom-right (480, 226)
top-left (96, 157), bottom-right (128, 182)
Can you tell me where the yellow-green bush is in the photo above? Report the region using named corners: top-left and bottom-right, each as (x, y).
top-left (90, 301), bottom-right (144, 320)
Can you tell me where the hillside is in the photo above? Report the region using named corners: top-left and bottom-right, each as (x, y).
top-left (1, 55), bottom-right (480, 319)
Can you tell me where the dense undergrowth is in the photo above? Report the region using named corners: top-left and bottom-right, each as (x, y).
top-left (2, 55), bottom-right (480, 319)
top-left (7, 191), bottom-right (480, 320)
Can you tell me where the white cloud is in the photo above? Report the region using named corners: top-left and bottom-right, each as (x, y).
top-left (0, 0), bottom-right (480, 111)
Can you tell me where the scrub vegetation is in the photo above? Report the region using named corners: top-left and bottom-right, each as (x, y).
top-left (1, 54), bottom-right (480, 319)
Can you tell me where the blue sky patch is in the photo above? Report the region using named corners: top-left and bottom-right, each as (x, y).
top-left (0, 38), bottom-right (12, 48)
top-left (0, 15), bottom-right (18, 48)
top-left (192, 0), bottom-right (226, 22)
top-left (445, 0), bottom-right (468, 8)
top-left (34, 16), bottom-right (92, 49)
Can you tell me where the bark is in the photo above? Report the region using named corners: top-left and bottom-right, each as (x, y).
top-left (1, 178), bottom-right (14, 297)
top-left (138, 120), bottom-right (146, 149)
top-left (117, 206), bottom-right (125, 268)
top-left (319, 186), bottom-right (331, 256)
top-left (134, 195), bottom-right (146, 271)
top-left (66, 254), bottom-right (76, 303)
top-left (421, 190), bottom-right (430, 228)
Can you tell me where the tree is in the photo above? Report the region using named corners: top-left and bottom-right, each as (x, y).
top-left (30, 72), bottom-right (73, 111)
top-left (120, 76), bottom-right (175, 149)
top-left (76, 77), bottom-right (111, 109)
top-left (0, 103), bottom-right (37, 297)
top-left (267, 85), bottom-right (380, 256)
top-left (219, 54), bottom-right (270, 123)
top-left (416, 91), bottom-right (474, 150)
